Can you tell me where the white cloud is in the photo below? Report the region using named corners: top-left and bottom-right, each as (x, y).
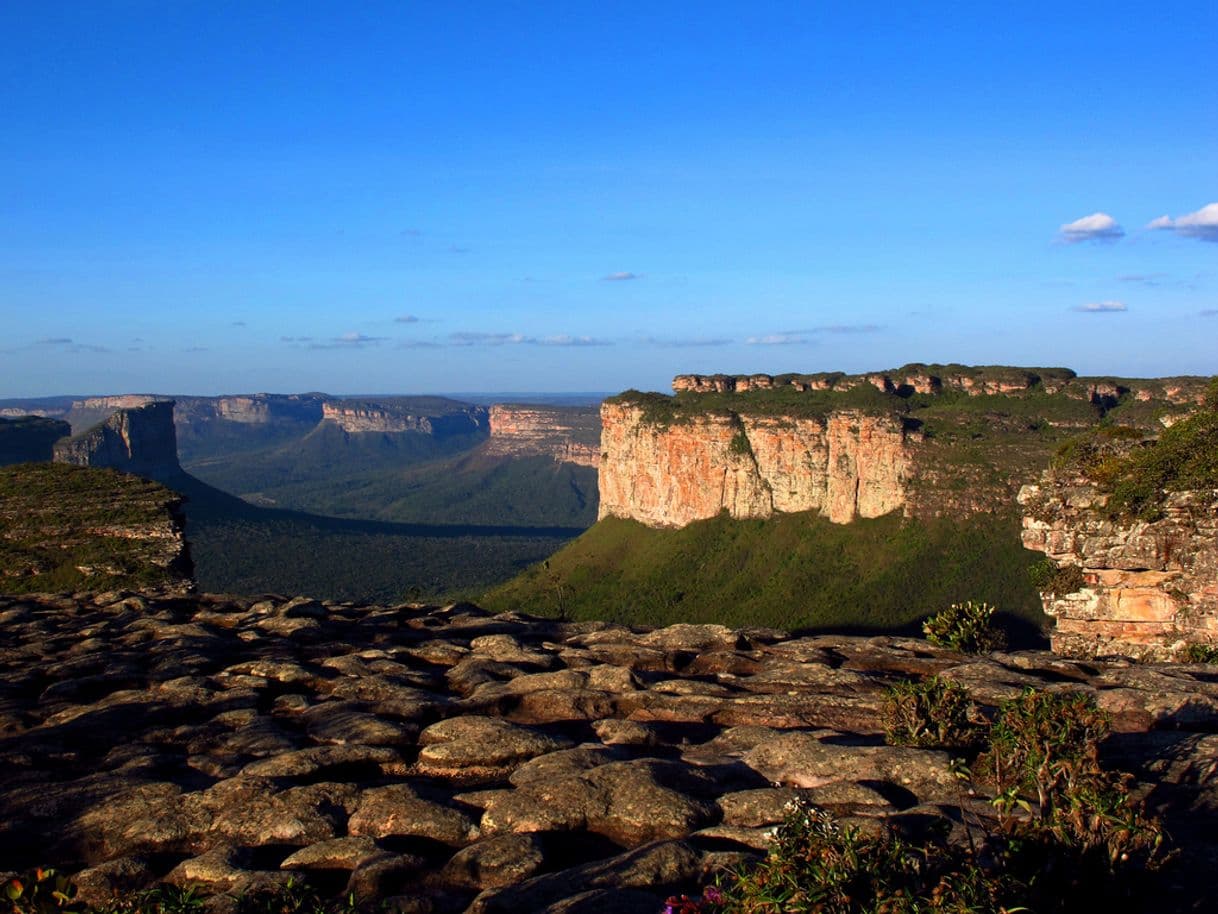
top-left (1073, 301), bottom-right (1128, 313)
top-left (1147, 203), bottom-right (1218, 241)
top-left (537, 335), bottom-right (613, 347)
top-left (602, 272), bottom-right (640, 281)
top-left (640, 336), bottom-right (733, 348)
top-left (449, 331), bottom-right (613, 347)
top-left (394, 314), bottom-right (420, 324)
top-left (1059, 212), bottom-right (1124, 243)
top-left (745, 332), bottom-right (811, 345)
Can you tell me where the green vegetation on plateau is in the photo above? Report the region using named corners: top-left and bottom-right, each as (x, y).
top-left (0, 463), bottom-right (188, 594)
top-left (1055, 377), bottom-right (1218, 521)
top-left (483, 510), bottom-right (1048, 639)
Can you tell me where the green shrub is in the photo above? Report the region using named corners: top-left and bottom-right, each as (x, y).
top-left (3, 870), bottom-right (80, 914)
top-left (884, 676), bottom-right (982, 750)
top-left (923, 601), bottom-right (1007, 653)
top-left (979, 690), bottom-right (1163, 873)
top-left (1027, 559), bottom-right (1085, 595)
top-left (1178, 642), bottom-right (1218, 663)
top-left (707, 797), bottom-right (1016, 914)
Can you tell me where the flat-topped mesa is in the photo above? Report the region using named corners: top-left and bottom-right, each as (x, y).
top-left (53, 400), bottom-right (183, 483)
top-left (321, 401), bottom-right (489, 436)
top-left (671, 366), bottom-right (1208, 406)
top-left (1020, 475), bottom-right (1218, 661)
top-left (74, 394), bottom-right (161, 410)
top-left (483, 404), bottom-right (601, 467)
top-left (177, 393), bottom-right (326, 425)
top-left (0, 415), bottom-right (71, 465)
top-left (599, 402), bottom-right (915, 526)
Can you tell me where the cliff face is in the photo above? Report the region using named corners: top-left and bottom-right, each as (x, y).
top-left (483, 405), bottom-right (600, 467)
top-left (53, 401), bottom-right (183, 482)
top-left (321, 401), bottom-right (489, 436)
top-left (598, 403), bottom-right (914, 526)
top-left (176, 394), bottom-right (325, 426)
top-left (1020, 476), bottom-right (1218, 660)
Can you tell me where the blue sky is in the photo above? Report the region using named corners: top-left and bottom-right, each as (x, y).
top-left (2, 1), bottom-right (1215, 396)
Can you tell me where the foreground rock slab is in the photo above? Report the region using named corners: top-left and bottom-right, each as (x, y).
top-left (1, 591), bottom-right (1217, 913)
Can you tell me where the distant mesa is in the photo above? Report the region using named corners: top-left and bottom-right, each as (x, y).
top-left (322, 399), bottom-right (489, 437)
top-left (484, 404), bottom-right (600, 467)
top-left (0, 414), bottom-right (71, 465)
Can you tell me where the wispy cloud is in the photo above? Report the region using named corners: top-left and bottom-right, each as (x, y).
top-left (1059, 212), bottom-right (1124, 244)
top-left (1073, 300), bottom-right (1128, 313)
top-left (34, 337), bottom-right (73, 345)
top-left (401, 228), bottom-right (423, 237)
top-left (639, 336), bottom-right (733, 348)
top-left (602, 271), bottom-right (640, 282)
top-left (280, 336), bottom-right (314, 343)
top-left (449, 244), bottom-right (471, 254)
top-left (394, 314), bottom-right (420, 324)
top-left (449, 331), bottom-right (612, 347)
top-left (811, 323), bottom-right (882, 334)
top-left (32, 337), bottom-right (111, 353)
top-left (745, 332), bottom-right (812, 345)
top-left (397, 340), bottom-right (444, 349)
top-left (1147, 203), bottom-right (1218, 242)
top-left (231, 320), bottom-right (247, 327)
top-left (294, 332), bottom-right (389, 350)
top-left (184, 346), bottom-right (209, 352)
top-left (1201, 309), bottom-right (1218, 317)
top-left (1117, 273), bottom-right (1197, 290)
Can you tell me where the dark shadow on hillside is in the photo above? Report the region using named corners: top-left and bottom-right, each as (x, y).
top-left (788, 611), bottom-right (1050, 651)
top-left (170, 472), bottom-right (585, 541)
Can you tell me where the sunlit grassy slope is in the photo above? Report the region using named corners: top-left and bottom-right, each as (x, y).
top-left (483, 511), bottom-right (1049, 642)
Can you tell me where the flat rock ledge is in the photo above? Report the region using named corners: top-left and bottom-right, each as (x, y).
top-left (2, 592), bottom-right (1218, 913)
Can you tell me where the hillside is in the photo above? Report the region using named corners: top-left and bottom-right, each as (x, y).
top-left (0, 415), bottom-right (70, 465)
top-left (0, 463), bottom-right (191, 593)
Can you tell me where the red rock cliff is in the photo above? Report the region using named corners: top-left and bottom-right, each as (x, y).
top-left (598, 403), bottom-right (915, 526)
top-left (484, 405), bottom-right (600, 467)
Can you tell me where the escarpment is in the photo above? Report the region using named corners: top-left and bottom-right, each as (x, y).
top-left (53, 400), bottom-right (183, 482)
top-left (599, 403), bottom-right (914, 526)
top-left (599, 366), bottom-right (1212, 530)
top-left (322, 401), bottom-right (489, 437)
top-left (483, 405), bottom-right (600, 467)
top-left (1021, 476), bottom-right (1218, 661)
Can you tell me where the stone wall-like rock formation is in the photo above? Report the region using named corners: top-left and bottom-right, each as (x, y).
top-left (176, 393), bottom-right (326, 426)
top-left (1, 592), bottom-right (1216, 911)
top-left (1020, 474), bottom-right (1218, 660)
top-left (483, 405), bottom-right (600, 467)
top-left (598, 403), bottom-right (914, 526)
top-left (671, 366), bottom-right (1208, 406)
top-left (322, 402), bottom-right (489, 437)
top-left (53, 401), bottom-right (183, 482)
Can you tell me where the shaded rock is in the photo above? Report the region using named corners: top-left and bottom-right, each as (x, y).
top-left (439, 833), bottom-right (548, 889)
top-left (348, 784), bottom-right (480, 846)
top-left (416, 716), bottom-right (573, 779)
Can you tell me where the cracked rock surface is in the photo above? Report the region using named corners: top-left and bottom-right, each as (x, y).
top-left (2, 591), bottom-right (1217, 912)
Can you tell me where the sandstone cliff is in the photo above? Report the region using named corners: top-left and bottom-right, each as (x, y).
top-left (1020, 474), bottom-right (1218, 661)
top-left (483, 404), bottom-right (600, 467)
top-left (53, 400), bottom-right (183, 482)
top-left (322, 401), bottom-right (489, 437)
top-left (176, 393), bottom-right (326, 426)
top-left (599, 403), bottom-right (914, 526)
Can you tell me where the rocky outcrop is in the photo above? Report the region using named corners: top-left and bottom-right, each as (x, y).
top-left (322, 402), bottom-right (489, 437)
top-left (0, 415), bottom-right (70, 465)
top-left (53, 401), bottom-right (182, 482)
top-left (0, 463), bottom-right (192, 593)
top-left (1020, 475), bottom-right (1218, 660)
top-left (671, 366), bottom-right (1208, 405)
top-left (599, 403), bottom-right (914, 526)
top-left (483, 405), bottom-right (599, 467)
top-left (1, 593), bottom-right (1216, 911)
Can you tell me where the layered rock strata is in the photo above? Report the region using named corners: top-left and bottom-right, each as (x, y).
top-left (483, 405), bottom-right (600, 467)
top-left (0, 464), bottom-right (192, 593)
top-left (672, 367), bottom-right (1208, 405)
top-left (599, 403), bottom-right (914, 526)
top-left (322, 402), bottom-right (489, 436)
top-left (53, 401), bottom-right (183, 482)
top-left (1020, 475), bottom-right (1218, 661)
top-left (1, 593), bottom-right (1216, 912)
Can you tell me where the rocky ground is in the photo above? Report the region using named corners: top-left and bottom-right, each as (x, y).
top-left (2, 592), bottom-right (1217, 913)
